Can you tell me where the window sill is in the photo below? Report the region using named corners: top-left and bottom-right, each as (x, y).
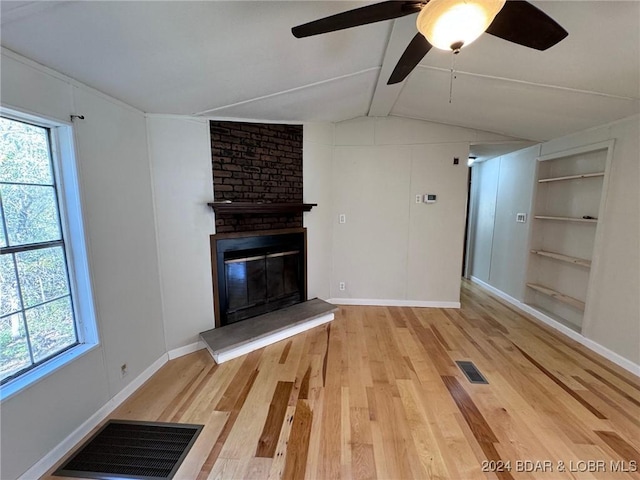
top-left (0, 342), bottom-right (100, 402)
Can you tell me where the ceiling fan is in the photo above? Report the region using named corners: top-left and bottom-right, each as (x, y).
top-left (292, 0), bottom-right (568, 85)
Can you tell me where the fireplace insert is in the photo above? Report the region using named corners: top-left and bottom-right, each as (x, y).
top-left (210, 228), bottom-right (307, 326)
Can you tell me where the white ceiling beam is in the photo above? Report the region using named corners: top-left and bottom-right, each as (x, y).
top-left (368, 15), bottom-right (420, 117)
top-left (194, 67), bottom-right (380, 117)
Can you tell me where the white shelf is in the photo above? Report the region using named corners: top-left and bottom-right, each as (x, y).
top-left (538, 172), bottom-right (604, 183)
top-left (526, 283), bottom-right (585, 312)
top-left (534, 215), bottom-right (597, 223)
top-left (527, 143), bottom-right (611, 332)
top-left (530, 250), bottom-right (591, 268)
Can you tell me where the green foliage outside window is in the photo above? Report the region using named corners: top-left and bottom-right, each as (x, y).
top-left (0, 117), bottom-right (78, 383)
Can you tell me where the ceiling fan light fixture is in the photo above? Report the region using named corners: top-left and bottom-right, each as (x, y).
top-left (417, 0), bottom-right (506, 51)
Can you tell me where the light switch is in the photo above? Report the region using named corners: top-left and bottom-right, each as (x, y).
top-left (339, 214), bottom-right (346, 224)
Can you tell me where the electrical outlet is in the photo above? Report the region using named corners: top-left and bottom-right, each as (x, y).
top-left (339, 282), bottom-right (346, 291)
top-left (339, 214), bottom-right (346, 224)
top-left (415, 194), bottom-right (422, 204)
top-left (516, 213), bottom-right (527, 223)
top-left (120, 363), bottom-right (128, 377)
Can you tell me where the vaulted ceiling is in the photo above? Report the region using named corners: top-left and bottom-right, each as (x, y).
top-left (1, 1), bottom-right (639, 143)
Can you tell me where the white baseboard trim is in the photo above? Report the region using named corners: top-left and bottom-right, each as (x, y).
top-left (470, 276), bottom-right (640, 377)
top-left (327, 298), bottom-right (460, 308)
top-left (167, 341), bottom-right (206, 360)
top-left (18, 353), bottom-right (169, 480)
top-left (210, 313), bottom-right (335, 364)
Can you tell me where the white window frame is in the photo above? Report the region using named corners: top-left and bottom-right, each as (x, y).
top-left (0, 106), bottom-right (99, 401)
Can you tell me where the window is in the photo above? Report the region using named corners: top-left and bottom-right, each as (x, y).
top-left (0, 112), bottom-right (97, 394)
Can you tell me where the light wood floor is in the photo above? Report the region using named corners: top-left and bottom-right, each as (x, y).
top-left (47, 280), bottom-right (640, 479)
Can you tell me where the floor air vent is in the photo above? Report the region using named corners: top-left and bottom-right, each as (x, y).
top-left (54, 420), bottom-right (203, 480)
top-left (456, 360), bottom-right (489, 384)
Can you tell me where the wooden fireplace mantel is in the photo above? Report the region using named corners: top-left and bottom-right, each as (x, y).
top-left (208, 202), bottom-right (317, 215)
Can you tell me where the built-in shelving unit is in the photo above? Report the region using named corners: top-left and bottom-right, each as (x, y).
top-left (533, 215), bottom-right (597, 223)
top-left (530, 249), bottom-right (591, 268)
top-left (526, 283), bottom-right (586, 311)
top-left (525, 141), bottom-right (612, 332)
top-left (538, 172), bottom-right (605, 183)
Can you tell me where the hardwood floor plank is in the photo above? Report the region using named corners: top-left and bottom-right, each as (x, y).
top-left (168, 364), bottom-right (219, 423)
top-left (266, 405), bottom-right (295, 479)
top-left (243, 457), bottom-right (272, 480)
top-left (172, 410), bottom-right (229, 479)
top-left (214, 350), bottom-right (262, 411)
top-left (278, 340), bottom-right (292, 364)
top-left (256, 381), bottom-right (295, 458)
top-left (371, 386), bottom-right (416, 479)
top-left (573, 376), bottom-right (640, 428)
top-left (316, 322), bottom-right (343, 479)
top-left (442, 309), bottom-right (494, 361)
top-left (44, 280), bottom-right (640, 480)
top-left (377, 319), bottom-right (412, 381)
top-left (387, 306), bottom-right (407, 328)
top-left (196, 368), bottom-right (259, 480)
top-left (430, 324), bottom-right (452, 351)
top-left (515, 345), bottom-right (608, 419)
top-left (441, 375), bottom-right (499, 444)
top-left (396, 379), bottom-right (451, 479)
top-left (405, 312), bottom-right (458, 376)
top-left (298, 364), bottom-right (311, 400)
top-left (282, 400), bottom-right (313, 480)
top-left (466, 280), bottom-right (640, 389)
top-left (586, 368), bottom-right (640, 408)
top-left (182, 358), bottom-right (242, 418)
top-left (111, 351), bottom-right (210, 421)
top-left (322, 324), bottom-right (331, 387)
top-left (156, 364), bottom-right (208, 421)
top-left (351, 443), bottom-right (377, 480)
top-left (304, 388), bottom-right (325, 480)
top-left (595, 431), bottom-right (640, 464)
top-left (207, 458), bottom-right (243, 480)
top-left (340, 386), bottom-right (353, 479)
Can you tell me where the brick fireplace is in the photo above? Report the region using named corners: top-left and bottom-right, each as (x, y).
top-left (209, 121), bottom-right (312, 327)
top-left (210, 121), bottom-right (303, 233)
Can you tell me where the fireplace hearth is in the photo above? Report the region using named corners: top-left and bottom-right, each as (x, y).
top-left (211, 228), bottom-right (307, 327)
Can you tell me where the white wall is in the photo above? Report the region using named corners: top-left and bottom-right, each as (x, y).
top-left (469, 158), bottom-right (500, 283)
top-left (1, 50), bottom-right (166, 479)
top-left (468, 115), bottom-right (640, 365)
top-left (488, 145), bottom-right (539, 299)
top-left (146, 116), bottom-right (215, 350)
top-left (303, 123), bottom-right (334, 300)
top-left (332, 143), bottom-right (413, 300)
top-left (329, 116), bottom-right (511, 305)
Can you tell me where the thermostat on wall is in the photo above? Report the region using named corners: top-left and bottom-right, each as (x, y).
top-left (423, 194), bottom-right (437, 203)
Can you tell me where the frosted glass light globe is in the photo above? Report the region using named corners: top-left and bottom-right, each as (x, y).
top-left (417, 0), bottom-right (506, 51)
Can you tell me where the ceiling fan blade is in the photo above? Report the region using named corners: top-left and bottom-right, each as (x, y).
top-left (486, 1), bottom-right (568, 50)
top-left (388, 33), bottom-right (432, 84)
top-left (292, 1), bottom-right (423, 38)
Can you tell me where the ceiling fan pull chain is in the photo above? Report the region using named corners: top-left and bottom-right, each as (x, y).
top-left (449, 51), bottom-right (459, 104)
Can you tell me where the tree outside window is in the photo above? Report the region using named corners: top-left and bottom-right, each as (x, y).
top-left (0, 117), bottom-right (79, 384)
